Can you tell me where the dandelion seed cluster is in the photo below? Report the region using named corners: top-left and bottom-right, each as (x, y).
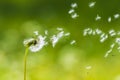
top-left (83, 28), bottom-right (120, 58)
top-left (23, 28), bottom-right (76, 52)
top-left (68, 3), bottom-right (79, 19)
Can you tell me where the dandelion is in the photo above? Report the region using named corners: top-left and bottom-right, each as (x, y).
top-left (95, 14), bottom-right (101, 21)
top-left (23, 31), bottom-right (47, 80)
top-left (71, 13), bottom-right (79, 19)
top-left (70, 40), bottom-right (76, 45)
top-left (71, 3), bottom-right (78, 8)
top-left (114, 14), bottom-right (120, 19)
top-left (108, 17), bottom-right (112, 22)
top-left (68, 9), bottom-right (75, 14)
top-left (89, 1), bottom-right (96, 8)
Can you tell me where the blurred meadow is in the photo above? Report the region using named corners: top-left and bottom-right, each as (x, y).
top-left (1, 0), bottom-right (120, 80)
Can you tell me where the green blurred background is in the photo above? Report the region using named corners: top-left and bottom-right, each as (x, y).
top-left (0, 0), bottom-right (120, 80)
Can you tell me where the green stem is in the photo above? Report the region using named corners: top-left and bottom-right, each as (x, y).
top-left (24, 47), bottom-right (29, 80)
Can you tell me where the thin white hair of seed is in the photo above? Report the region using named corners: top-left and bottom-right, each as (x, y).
top-left (29, 35), bottom-right (47, 52)
top-left (83, 28), bottom-right (91, 36)
top-left (114, 14), bottom-right (120, 19)
top-left (68, 9), bottom-right (75, 14)
top-left (92, 31), bottom-right (96, 35)
top-left (71, 13), bottom-right (79, 19)
top-left (89, 1), bottom-right (96, 8)
top-left (115, 38), bottom-right (120, 45)
top-left (71, 3), bottom-right (78, 8)
top-left (110, 43), bottom-right (115, 48)
top-left (100, 35), bottom-right (108, 43)
top-left (95, 14), bottom-right (101, 21)
top-left (87, 29), bottom-right (93, 35)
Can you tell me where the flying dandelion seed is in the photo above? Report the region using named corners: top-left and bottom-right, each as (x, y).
top-left (68, 9), bottom-right (75, 14)
top-left (104, 49), bottom-right (113, 58)
top-left (51, 31), bottom-right (64, 47)
top-left (34, 31), bottom-right (39, 35)
top-left (100, 34), bottom-right (108, 43)
top-left (57, 27), bottom-right (63, 31)
top-left (114, 14), bottom-right (120, 19)
top-left (89, 1), bottom-right (96, 8)
top-left (108, 17), bottom-right (112, 22)
top-left (83, 28), bottom-right (91, 36)
top-left (45, 30), bottom-right (48, 35)
top-left (86, 66), bottom-right (92, 70)
top-left (71, 3), bottom-right (78, 8)
top-left (95, 28), bottom-right (102, 35)
top-left (71, 13), bottom-right (79, 19)
top-left (109, 29), bottom-right (116, 37)
top-left (70, 40), bottom-right (76, 45)
top-left (64, 32), bottom-right (70, 36)
top-left (95, 14), bottom-right (101, 21)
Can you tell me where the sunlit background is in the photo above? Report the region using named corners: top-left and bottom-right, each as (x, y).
top-left (1, 0), bottom-right (120, 80)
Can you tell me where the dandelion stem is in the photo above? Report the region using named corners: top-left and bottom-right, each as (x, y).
top-left (24, 47), bottom-right (29, 80)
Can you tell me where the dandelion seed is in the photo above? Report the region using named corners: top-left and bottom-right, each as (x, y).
top-left (51, 31), bottom-right (64, 47)
top-left (34, 31), bottom-right (39, 35)
top-left (100, 34), bottom-right (108, 43)
top-left (89, 1), bottom-right (96, 8)
top-left (104, 49), bottom-right (112, 58)
top-left (92, 31), bottom-right (96, 35)
top-left (109, 29), bottom-right (116, 37)
top-left (45, 30), bottom-right (48, 35)
top-left (88, 29), bottom-right (93, 35)
top-left (71, 13), bottom-right (79, 19)
top-left (71, 3), bottom-right (78, 8)
top-left (70, 40), bottom-right (76, 45)
top-left (95, 14), bottom-right (101, 21)
top-left (100, 33), bottom-right (105, 38)
top-left (114, 14), bottom-right (120, 19)
top-left (68, 9), bottom-right (75, 14)
top-left (64, 32), bottom-right (70, 36)
top-left (116, 38), bottom-right (120, 45)
top-left (110, 43), bottom-right (115, 48)
top-left (95, 28), bottom-right (102, 35)
top-left (108, 17), bottom-right (112, 22)
top-left (57, 27), bottom-right (63, 31)
top-left (83, 28), bottom-right (91, 36)
top-left (86, 66), bottom-right (92, 70)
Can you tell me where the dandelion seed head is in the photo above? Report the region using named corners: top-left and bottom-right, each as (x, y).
top-left (71, 3), bottom-right (78, 8)
top-left (29, 35), bottom-right (47, 52)
top-left (114, 14), bottom-right (120, 19)
top-left (23, 38), bottom-right (34, 47)
top-left (89, 2), bottom-right (96, 8)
